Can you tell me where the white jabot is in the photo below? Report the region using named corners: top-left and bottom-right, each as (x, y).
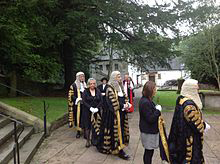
top-left (124, 82), bottom-right (128, 96)
top-left (118, 86), bottom-right (124, 97)
top-left (80, 83), bottom-right (85, 92)
top-left (124, 81), bottom-right (134, 96)
top-left (103, 84), bottom-right (106, 90)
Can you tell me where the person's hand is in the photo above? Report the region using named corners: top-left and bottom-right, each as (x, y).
top-left (204, 122), bottom-right (211, 133)
top-left (94, 108), bottom-right (99, 113)
top-left (123, 103), bottom-right (129, 109)
top-left (75, 98), bottom-right (82, 105)
top-left (102, 93), bottom-right (105, 96)
top-left (127, 102), bottom-right (132, 108)
top-left (90, 107), bottom-right (95, 113)
top-left (155, 104), bottom-right (162, 111)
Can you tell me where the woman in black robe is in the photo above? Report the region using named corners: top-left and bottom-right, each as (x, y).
top-left (82, 78), bottom-right (102, 148)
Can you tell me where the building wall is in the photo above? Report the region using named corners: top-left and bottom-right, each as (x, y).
top-left (128, 65), bottom-right (141, 85)
top-left (141, 70), bottom-right (189, 86)
top-left (156, 70), bottom-right (189, 86)
top-left (90, 60), bottom-right (128, 85)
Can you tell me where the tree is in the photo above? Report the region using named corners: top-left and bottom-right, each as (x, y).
top-left (179, 24), bottom-right (220, 89)
top-left (0, 0), bottom-right (63, 95)
top-left (179, 0), bottom-right (220, 89)
top-left (1, 0), bottom-right (218, 94)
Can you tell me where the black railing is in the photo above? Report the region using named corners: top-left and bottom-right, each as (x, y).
top-left (0, 83), bottom-right (49, 163)
top-left (0, 113), bottom-right (24, 164)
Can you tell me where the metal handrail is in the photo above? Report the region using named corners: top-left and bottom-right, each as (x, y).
top-left (0, 113), bottom-right (24, 164)
top-left (0, 83), bottom-right (49, 163)
top-left (0, 82), bottom-right (49, 135)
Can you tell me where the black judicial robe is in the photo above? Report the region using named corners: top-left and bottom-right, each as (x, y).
top-left (96, 85), bottom-right (130, 154)
top-left (168, 96), bottom-right (205, 164)
top-left (82, 88), bottom-right (102, 129)
top-left (68, 83), bottom-right (84, 130)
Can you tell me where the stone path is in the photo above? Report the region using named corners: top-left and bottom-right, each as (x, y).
top-left (31, 88), bottom-right (220, 164)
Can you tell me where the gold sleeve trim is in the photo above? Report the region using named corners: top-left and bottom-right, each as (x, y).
top-left (184, 105), bottom-right (204, 133)
top-left (158, 116), bottom-right (170, 163)
top-left (68, 85), bottom-right (74, 127)
top-left (76, 88), bottom-right (82, 131)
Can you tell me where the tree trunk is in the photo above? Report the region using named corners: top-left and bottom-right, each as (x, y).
top-left (216, 76), bottom-right (220, 91)
top-left (63, 40), bottom-right (74, 91)
top-left (177, 79), bottom-right (185, 94)
top-left (9, 70), bottom-right (17, 97)
top-left (108, 42), bottom-right (113, 79)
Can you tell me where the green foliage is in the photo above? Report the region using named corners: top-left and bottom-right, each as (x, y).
top-left (0, 0), bottom-right (62, 82)
top-left (1, 0), bottom-right (219, 88)
top-left (179, 24), bottom-right (220, 89)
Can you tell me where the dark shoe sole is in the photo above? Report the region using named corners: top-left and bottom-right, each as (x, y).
top-left (118, 154), bottom-right (130, 160)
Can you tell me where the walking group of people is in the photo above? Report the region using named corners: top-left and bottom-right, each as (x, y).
top-left (68, 71), bottom-right (211, 164)
top-left (68, 71), bottom-right (134, 160)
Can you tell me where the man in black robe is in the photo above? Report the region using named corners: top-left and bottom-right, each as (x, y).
top-left (168, 79), bottom-right (210, 164)
top-left (96, 71), bottom-right (131, 160)
top-left (68, 72), bottom-right (87, 138)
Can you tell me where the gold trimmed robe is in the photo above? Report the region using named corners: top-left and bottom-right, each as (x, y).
top-left (96, 84), bottom-right (130, 154)
top-left (68, 83), bottom-right (83, 130)
top-left (168, 96), bottom-right (205, 164)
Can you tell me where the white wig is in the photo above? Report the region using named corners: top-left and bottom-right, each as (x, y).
top-left (108, 71), bottom-right (123, 92)
top-left (181, 79), bottom-right (203, 109)
top-left (74, 71), bottom-right (86, 89)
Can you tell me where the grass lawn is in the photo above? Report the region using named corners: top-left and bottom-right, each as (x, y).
top-left (153, 91), bottom-right (220, 114)
top-left (153, 91), bottom-right (179, 107)
top-left (0, 97), bottom-right (67, 123)
top-left (1, 90), bottom-right (220, 123)
top-left (203, 108), bottom-right (220, 115)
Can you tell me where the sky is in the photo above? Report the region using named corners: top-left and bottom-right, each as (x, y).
top-left (142, 0), bottom-right (220, 6)
top-left (138, 0), bottom-right (220, 37)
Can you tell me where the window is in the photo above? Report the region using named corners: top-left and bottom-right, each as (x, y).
top-left (115, 64), bottom-right (119, 70)
top-left (158, 74), bottom-right (161, 79)
top-left (99, 65), bottom-right (103, 71)
top-left (106, 64), bottom-right (110, 71)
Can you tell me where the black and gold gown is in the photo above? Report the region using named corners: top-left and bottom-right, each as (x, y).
top-left (96, 84), bottom-right (130, 154)
top-left (68, 83), bottom-right (83, 131)
top-left (82, 88), bottom-right (102, 145)
top-left (168, 95), bottom-right (205, 164)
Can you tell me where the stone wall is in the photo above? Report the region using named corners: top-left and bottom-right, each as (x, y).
top-left (200, 92), bottom-right (220, 109)
top-left (90, 60), bottom-right (128, 85)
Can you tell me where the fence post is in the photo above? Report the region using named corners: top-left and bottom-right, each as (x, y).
top-left (14, 121), bottom-right (20, 164)
top-left (43, 101), bottom-right (47, 136)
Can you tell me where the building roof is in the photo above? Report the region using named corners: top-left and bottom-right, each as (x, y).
top-left (143, 57), bottom-right (185, 72)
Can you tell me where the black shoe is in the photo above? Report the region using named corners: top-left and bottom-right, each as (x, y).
top-left (86, 141), bottom-right (91, 148)
top-left (84, 133), bottom-right (87, 139)
top-left (76, 131), bottom-right (81, 138)
top-left (118, 150), bottom-right (130, 160)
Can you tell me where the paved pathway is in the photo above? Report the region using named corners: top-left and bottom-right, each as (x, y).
top-left (31, 88), bottom-right (220, 164)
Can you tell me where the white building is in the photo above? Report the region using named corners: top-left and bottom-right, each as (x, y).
top-left (128, 57), bottom-right (190, 87)
top-left (90, 55), bottom-right (189, 87)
